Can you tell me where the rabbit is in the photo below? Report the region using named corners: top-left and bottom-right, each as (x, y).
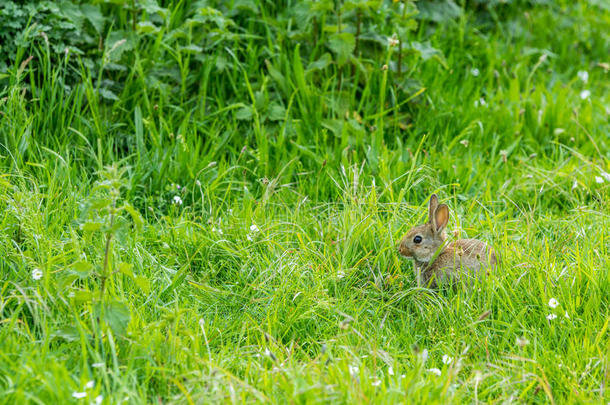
top-left (398, 193), bottom-right (498, 288)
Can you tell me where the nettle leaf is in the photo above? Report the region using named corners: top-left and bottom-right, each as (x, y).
top-left (269, 104), bottom-right (286, 121)
top-left (81, 221), bottom-right (103, 232)
top-left (136, 21), bottom-right (159, 34)
top-left (134, 275), bottom-right (150, 294)
top-left (235, 106), bottom-right (253, 121)
top-left (417, 0), bottom-right (462, 23)
top-left (139, 0), bottom-right (168, 18)
top-left (80, 4), bottom-right (104, 34)
top-left (118, 262), bottom-right (134, 278)
top-left (328, 32), bottom-right (355, 65)
top-left (307, 53), bottom-right (332, 72)
top-left (98, 88), bottom-right (119, 101)
top-left (411, 41), bottom-right (447, 67)
top-left (72, 260), bottom-right (94, 276)
top-left (72, 289), bottom-right (94, 303)
top-left (100, 301), bottom-right (131, 337)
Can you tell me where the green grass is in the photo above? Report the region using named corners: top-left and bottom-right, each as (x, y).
top-left (0, 0), bottom-right (609, 403)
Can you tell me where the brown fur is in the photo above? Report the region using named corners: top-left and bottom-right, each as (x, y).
top-left (398, 194), bottom-right (498, 288)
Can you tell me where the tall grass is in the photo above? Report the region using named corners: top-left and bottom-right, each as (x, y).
top-left (0, 0), bottom-right (608, 403)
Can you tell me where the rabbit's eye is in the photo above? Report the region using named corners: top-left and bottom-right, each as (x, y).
top-left (413, 235), bottom-right (422, 244)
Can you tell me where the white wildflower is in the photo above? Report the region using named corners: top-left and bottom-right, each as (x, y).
top-left (580, 90), bottom-right (591, 99)
top-left (427, 368), bottom-right (441, 376)
top-left (94, 395), bottom-right (103, 405)
top-left (348, 365), bottom-right (359, 376)
top-left (388, 34), bottom-right (399, 47)
top-left (32, 268), bottom-right (43, 280)
top-left (546, 314), bottom-right (557, 320)
top-left (212, 227), bottom-right (223, 235)
top-left (337, 271), bottom-right (345, 279)
top-left (172, 195), bottom-right (183, 205)
top-left (564, 312), bottom-right (570, 319)
top-left (84, 380), bottom-right (95, 389)
top-left (601, 171), bottom-right (610, 182)
top-left (548, 298), bottom-right (559, 308)
top-left (471, 68), bottom-right (480, 77)
top-left (421, 348), bottom-right (429, 363)
top-left (372, 379), bottom-right (382, 387)
top-left (595, 176), bottom-right (604, 184)
top-left (388, 366), bottom-right (394, 376)
top-left (72, 392), bottom-right (87, 399)
top-left (460, 140), bottom-right (469, 147)
top-left (247, 234), bottom-right (253, 241)
top-left (442, 355), bottom-right (453, 364)
top-left (250, 224), bottom-right (259, 233)
top-left (577, 70), bottom-right (588, 83)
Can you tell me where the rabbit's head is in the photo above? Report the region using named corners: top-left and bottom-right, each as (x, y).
top-left (399, 194), bottom-right (449, 263)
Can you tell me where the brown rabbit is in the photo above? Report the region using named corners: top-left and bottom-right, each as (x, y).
top-left (398, 194), bottom-right (498, 288)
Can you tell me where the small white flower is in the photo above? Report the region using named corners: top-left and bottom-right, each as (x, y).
top-left (348, 365), bottom-right (359, 376)
top-left (247, 234), bottom-right (253, 241)
top-left (427, 368), bottom-right (441, 376)
top-left (601, 171), bottom-right (610, 182)
top-left (388, 366), bottom-right (394, 376)
top-left (212, 227), bottom-right (223, 235)
top-left (421, 348), bottom-right (429, 363)
top-left (337, 271), bottom-right (345, 279)
top-left (400, 374), bottom-right (406, 379)
top-left (580, 90), bottom-right (591, 99)
top-left (372, 379), bottom-right (382, 386)
top-left (442, 355), bottom-right (453, 364)
top-left (595, 176), bottom-right (604, 184)
top-left (32, 268), bottom-right (43, 280)
top-left (564, 312), bottom-right (570, 319)
top-left (548, 298), bottom-right (559, 308)
top-left (460, 140), bottom-right (469, 148)
top-left (72, 391), bottom-right (87, 399)
top-left (577, 70), bottom-right (588, 83)
top-left (388, 34), bottom-right (399, 47)
top-left (176, 184), bottom-right (181, 190)
top-left (84, 380), bottom-right (95, 389)
top-left (471, 68), bottom-right (480, 77)
top-left (546, 314), bottom-right (557, 320)
top-left (250, 224), bottom-right (259, 233)
top-left (172, 195), bottom-right (183, 205)
top-left (94, 395), bottom-right (103, 405)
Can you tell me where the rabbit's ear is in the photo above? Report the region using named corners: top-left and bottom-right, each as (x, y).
top-left (428, 194), bottom-right (439, 224)
top-left (433, 204), bottom-right (449, 233)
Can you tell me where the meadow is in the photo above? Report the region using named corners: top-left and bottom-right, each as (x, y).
top-left (0, 0), bottom-right (608, 403)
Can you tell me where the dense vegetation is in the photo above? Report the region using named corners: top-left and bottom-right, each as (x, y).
top-left (0, 0), bottom-right (608, 403)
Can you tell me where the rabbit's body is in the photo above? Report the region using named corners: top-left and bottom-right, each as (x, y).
top-left (399, 194), bottom-right (498, 288)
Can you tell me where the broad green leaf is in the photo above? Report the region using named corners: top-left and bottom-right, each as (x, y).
top-left (268, 104), bottom-right (286, 121)
top-left (72, 289), bottom-right (94, 303)
top-left (235, 106), bottom-right (253, 121)
top-left (328, 33), bottom-right (355, 65)
top-left (134, 275), bottom-right (150, 294)
top-left (72, 261), bottom-right (94, 274)
top-left (81, 222), bottom-right (103, 232)
top-left (101, 301), bottom-right (131, 337)
top-left (118, 262), bottom-right (134, 278)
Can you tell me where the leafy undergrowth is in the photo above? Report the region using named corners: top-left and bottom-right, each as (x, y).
top-left (0, 0), bottom-right (608, 403)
